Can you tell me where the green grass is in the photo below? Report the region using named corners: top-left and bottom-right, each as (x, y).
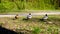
top-left (0, 0), bottom-right (60, 11)
top-left (0, 15), bottom-right (60, 34)
top-left (0, 0), bottom-right (60, 13)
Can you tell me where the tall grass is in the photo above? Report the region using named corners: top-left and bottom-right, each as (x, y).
top-left (0, 0), bottom-right (60, 11)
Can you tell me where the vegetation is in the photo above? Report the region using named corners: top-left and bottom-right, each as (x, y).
top-left (0, 15), bottom-right (60, 34)
top-left (0, 0), bottom-right (60, 12)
